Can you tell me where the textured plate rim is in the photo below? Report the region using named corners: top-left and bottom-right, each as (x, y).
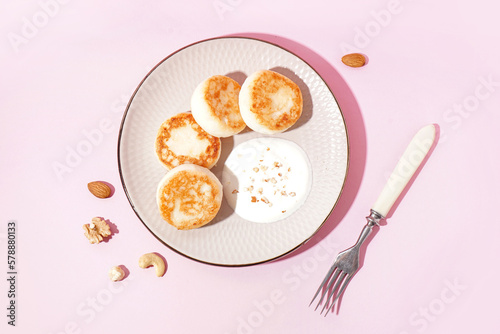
top-left (117, 35), bottom-right (350, 267)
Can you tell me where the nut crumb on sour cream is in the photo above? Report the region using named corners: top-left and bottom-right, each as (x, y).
top-left (222, 137), bottom-right (312, 223)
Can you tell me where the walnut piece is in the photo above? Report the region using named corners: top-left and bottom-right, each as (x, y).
top-left (83, 217), bottom-right (111, 244)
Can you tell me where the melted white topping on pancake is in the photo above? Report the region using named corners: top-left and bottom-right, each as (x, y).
top-left (155, 112), bottom-right (221, 170)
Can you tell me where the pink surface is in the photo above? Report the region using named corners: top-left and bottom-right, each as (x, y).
top-left (1, 1), bottom-right (499, 333)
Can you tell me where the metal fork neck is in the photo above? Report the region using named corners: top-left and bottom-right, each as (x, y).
top-left (366, 209), bottom-right (384, 227)
top-left (354, 210), bottom-right (385, 247)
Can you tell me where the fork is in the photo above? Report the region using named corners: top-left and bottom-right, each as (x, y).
top-left (310, 124), bottom-right (437, 315)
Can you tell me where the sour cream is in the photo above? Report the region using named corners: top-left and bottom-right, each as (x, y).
top-left (222, 137), bottom-right (312, 223)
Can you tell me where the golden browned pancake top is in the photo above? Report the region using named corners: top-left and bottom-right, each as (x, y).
top-left (158, 169), bottom-right (221, 230)
top-left (204, 75), bottom-right (244, 129)
top-left (250, 71), bottom-right (302, 132)
top-left (155, 112), bottom-right (221, 169)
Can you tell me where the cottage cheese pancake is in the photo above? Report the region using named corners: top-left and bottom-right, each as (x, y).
top-left (222, 137), bottom-right (312, 223)
top-left (191, 75), bottom-right (246, 137)
top-left (155, 112), bottom-right (221, 170)
top-left (239, 70), bottom-right (303, 134)
top-left (157, 164), bottom-right (223, 230)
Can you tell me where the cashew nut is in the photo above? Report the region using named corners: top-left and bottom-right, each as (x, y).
top-left (108, 266), bottom-right (125, 282)
top-left (138, 253), bottom-right (165, 277)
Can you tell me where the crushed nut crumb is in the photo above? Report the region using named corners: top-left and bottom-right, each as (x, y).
top-left (261, 166), bottom-right (268, 171)
top-left (257, 187), bottom-right (263, 195)
top-left (281, 191), bottom-right (288, 196)
top-left (289, 192), bottom-right (296, 197)
top-left (253, 167), bottom-right (259, 172)
top-left (232, 189), bottom-right (239, 194)
top-left (270, 177), bottom-right (277, 184)
top-left (261, 196), bottom-right (269, 204)
top-left (251, 196), bottom-right (257, 203)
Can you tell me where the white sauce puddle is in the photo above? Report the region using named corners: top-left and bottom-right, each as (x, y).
top-left (222, 137), bottom-right (312, 223)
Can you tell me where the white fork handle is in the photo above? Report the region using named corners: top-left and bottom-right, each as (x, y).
top-left (371, 124), bottom-right (437, 217)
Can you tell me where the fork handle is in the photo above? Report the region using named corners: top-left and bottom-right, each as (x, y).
top-left (371, 124), bottom-right (436, 217)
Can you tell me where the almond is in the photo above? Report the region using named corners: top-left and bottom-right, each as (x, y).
top-left (341, 53), bottom-right (366, 68)
top-left (88, 181), bottom-right (111, 198)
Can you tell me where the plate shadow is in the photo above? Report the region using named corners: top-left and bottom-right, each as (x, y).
top-left (225, 33), bottom-right (367, 260)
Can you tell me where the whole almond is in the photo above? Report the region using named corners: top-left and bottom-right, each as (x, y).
top-left (341, 53), bottom-right (366, 68)
top-left (88, 181), bottom-right (111, 198)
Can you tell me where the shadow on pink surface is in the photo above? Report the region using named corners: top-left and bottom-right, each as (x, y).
top-left (100, 180), bottom-right (116, 197)
top-left (227, 32), bottom-right (368, 260)
top-left (153, 252), bottom-right (169, 276)
top-left (118, 264), bottom-right (131, 280)
top-left (102, 217), bottom-right (119, 243)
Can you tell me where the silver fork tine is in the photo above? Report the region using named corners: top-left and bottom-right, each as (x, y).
top-left (314, 268), bottom-right (341, 311)
top-left (323, 273), bottom-right (354, 316)
top-left (320, 271), bottom-right (347, 315)
top-left (309, 265), bottom-right (336, 307)
top-left (311, 212), bottom-right (383, 315)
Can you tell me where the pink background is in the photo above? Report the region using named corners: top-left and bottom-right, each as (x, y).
top-left (2, 0), bottom-right (499, 333)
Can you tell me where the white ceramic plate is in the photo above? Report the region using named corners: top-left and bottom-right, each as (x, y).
top-left (118, 37), bottom-right (348, 266)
